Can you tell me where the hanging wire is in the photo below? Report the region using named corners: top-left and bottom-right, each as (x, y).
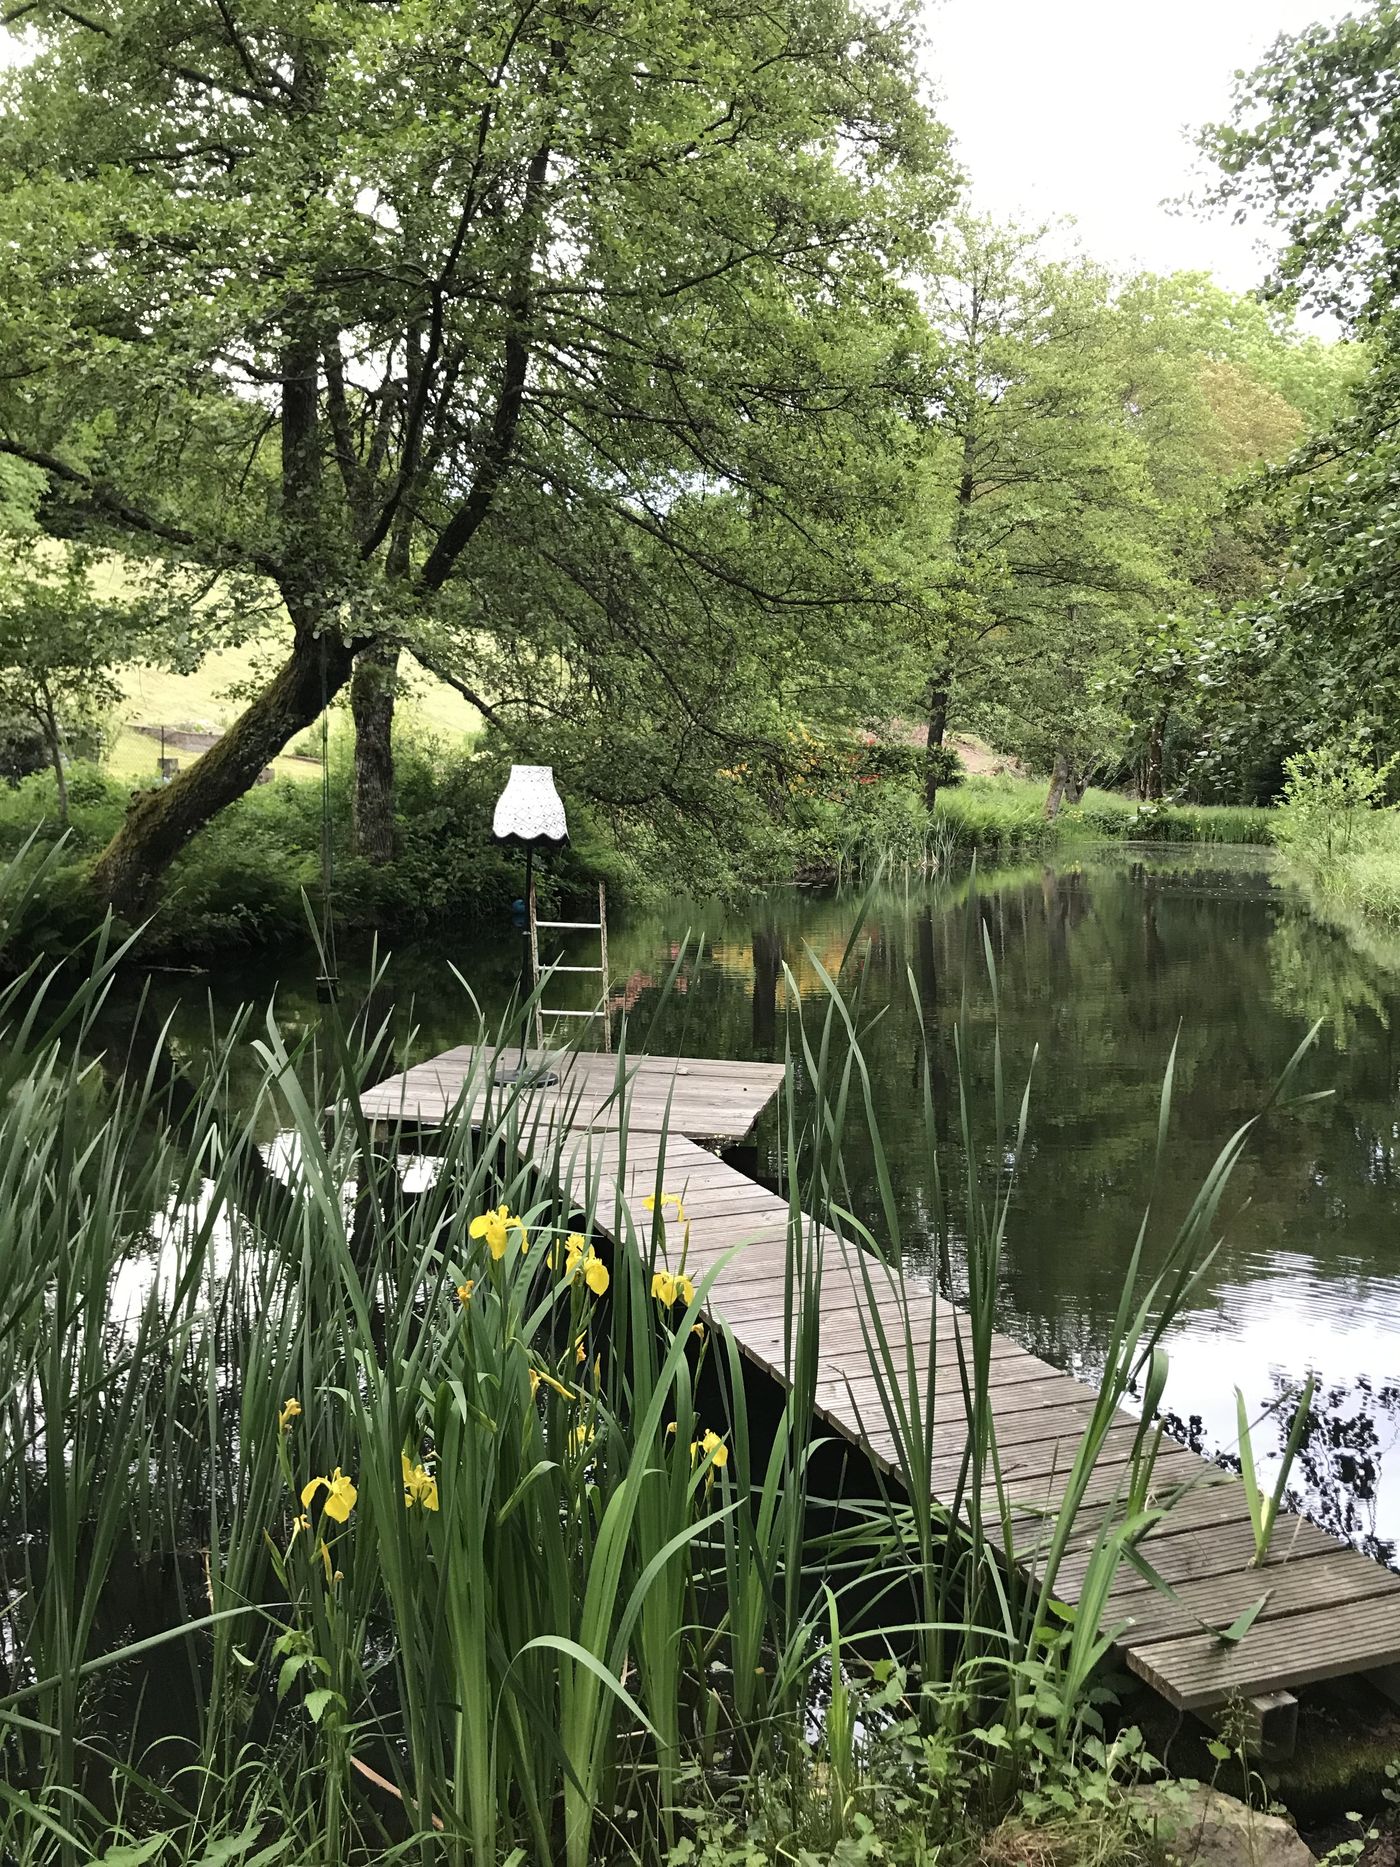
top-left (316, 631), bottom-right (339, 1001)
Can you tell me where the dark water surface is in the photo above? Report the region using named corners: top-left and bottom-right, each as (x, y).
top-left (121, 846), bottom-right (1400, 1563)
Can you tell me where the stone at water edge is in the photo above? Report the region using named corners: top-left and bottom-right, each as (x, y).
top-left (1126, 1784), bottom-right (1317, 1867)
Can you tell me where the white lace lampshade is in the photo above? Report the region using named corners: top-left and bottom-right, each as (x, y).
top-left (492, 765), bottom-right (569, 847)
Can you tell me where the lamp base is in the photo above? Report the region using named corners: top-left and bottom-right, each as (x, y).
top-left (495, 1050), bottom-right (559, 1090)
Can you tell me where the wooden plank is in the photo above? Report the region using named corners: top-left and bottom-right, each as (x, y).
top-left (1129, 1597), bottom-right (1400, 1709)
top-left (1108, 1549), bottom-right (1400, 1648)
top-left (1056, 1510), bottom-right (1341, 1603)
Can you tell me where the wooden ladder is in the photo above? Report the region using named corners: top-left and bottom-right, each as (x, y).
top-left (528, 880), bottom-right (611, 1052)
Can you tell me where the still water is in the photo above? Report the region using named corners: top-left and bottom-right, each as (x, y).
top-left (122, 846), bottom-right (1400, 1563)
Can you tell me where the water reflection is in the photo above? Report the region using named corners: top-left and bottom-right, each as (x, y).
top-left (107, 847), bottom-right (1400, 1563)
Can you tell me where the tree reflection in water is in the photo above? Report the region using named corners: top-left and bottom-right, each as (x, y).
top-left (1163, 1370), bottom-right (1400, 1570)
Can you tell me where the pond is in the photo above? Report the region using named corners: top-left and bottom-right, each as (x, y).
top-left (121, 845), bottom-right (1400, 1565)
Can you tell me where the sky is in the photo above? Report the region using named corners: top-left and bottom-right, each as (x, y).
top-left (922, 0), bottom-right (1350, 308)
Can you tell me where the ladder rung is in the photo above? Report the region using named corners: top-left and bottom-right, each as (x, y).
top-left (536, 919), bottom-right (602, 930)
top-left (544, 965), bottom-right (604, 973)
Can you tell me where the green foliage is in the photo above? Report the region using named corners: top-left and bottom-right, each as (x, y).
top-left (922, 742), bottom-right (966, 792)
top-left (928, 777), bottom-right (1275, 856)
top-left (0, 739), bottom-right (613, 961)
top-left (1201, 6), bottom-right (1400, 774)
top-left (0, 0), bottom-right (956, 906)
top-left (1275, 736), bottom-right (1399, 867)
top-left (0, 709), bottom-right (49, 784)
top-left (887, 221), bottom-right (1338, 795)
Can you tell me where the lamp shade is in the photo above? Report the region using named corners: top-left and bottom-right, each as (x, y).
top-left (492, 764), bottom-right (569, 847)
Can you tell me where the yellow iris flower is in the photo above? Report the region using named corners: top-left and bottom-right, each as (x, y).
top-left (650, 1269), bottom-right (694, 1308)
top-left (401, 1453), bottom-right (439, 1511)
top-left (455, 1281), bottom-right (475, 1305)
top-left (469, 1203), bottom-right (528, 1260)
top-left (278, 1397), bottom-right (302, 1431)
top-left (583, 1249), bottom-right (609, 1296)
top-left (700, 1430), bottom-right (729, 1469)
top-left (301, 1468), bottom-right (357, 1523)
top-left (642, 1192), bottom-right (687, 1225)
top-left (548, 1231), bottom-right (587, 1273)
top-left (530, 1366), bottom-right (574, 1401)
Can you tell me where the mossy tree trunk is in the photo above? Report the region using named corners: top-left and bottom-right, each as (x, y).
top-left (923, 676), bottom-right (951, 808)
top-left (89, 625), bottom-right (358, 920)
top-left (351, 642), bottom-right (399, 866)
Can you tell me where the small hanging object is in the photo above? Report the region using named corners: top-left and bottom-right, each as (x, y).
top-left (316, 972), bottom-right (339, 1005)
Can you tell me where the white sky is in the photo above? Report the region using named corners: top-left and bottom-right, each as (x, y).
top-left (921, 0), bottom-right (1350, 308)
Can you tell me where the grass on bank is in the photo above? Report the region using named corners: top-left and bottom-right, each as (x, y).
top-left (0, 844), bottom-right (1316, 1866)
top-left (932, 777), bottom-right (1275, 857)
top-left (1284, 815), bottom-right (1400, 927)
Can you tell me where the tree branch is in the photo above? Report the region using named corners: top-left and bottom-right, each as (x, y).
top-left (0, 435), bottom-right (283, 579)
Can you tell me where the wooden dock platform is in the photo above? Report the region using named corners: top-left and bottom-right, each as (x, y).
top-left (364, 1042), bottom-right (1400, 1734)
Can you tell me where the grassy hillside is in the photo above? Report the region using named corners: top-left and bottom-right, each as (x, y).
top-left (109, 638), bottom-right (480, 782)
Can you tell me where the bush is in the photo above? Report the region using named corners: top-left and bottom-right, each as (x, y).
top-left (1275, 736), bottom-right (1398, 867)
top-left (0, 710), bottom-right (47, 784)
top-left (0, 761), bottom-right (128, 855)
top-left (922, 741), bottom-right (966, 791)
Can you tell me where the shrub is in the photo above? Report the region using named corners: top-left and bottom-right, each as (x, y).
top-left (0, 709), bottom-right (47, 783)
top-left (1275, 736), bottom-right (1398, 867)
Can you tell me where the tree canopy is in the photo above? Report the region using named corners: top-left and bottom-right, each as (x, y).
top-left (1199, 1), bottom-right (1400, 767)
top-left (0, 0), bottom-right (954, 911)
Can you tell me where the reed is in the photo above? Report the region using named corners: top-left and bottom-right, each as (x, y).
top-left (0, 853), bottom-right (1305, 1865)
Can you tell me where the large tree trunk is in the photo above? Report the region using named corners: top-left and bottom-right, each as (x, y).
top-left (923, 675), bottom-right (951, 809)
top-left (90, 629), bottom-right (359, 920)
top-left (351, 641), bottom-right (399, 865)
top-left (38, 684), bottom-right (68, 826)
top-left (1044, 751), bottom-right (1089, 818)
top-left (1144, 712), bottom-right (1166, 801)
top-left (1044, 750), bottom-right (1070, 820)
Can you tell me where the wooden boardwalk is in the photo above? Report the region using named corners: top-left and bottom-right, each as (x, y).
top-left (364, 1044), bottom-right (1400, 1734)
top-left (360, 1045), bottom-right (787, 1144)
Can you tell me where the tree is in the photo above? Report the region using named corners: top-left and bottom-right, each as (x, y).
top-left (897, 240), bottom-right (1352, 811)
top-left (0, 0), bottom-right (953, 917)
top-left (894, 219), bottom-right (1174, 811)
top-left (1098, 274), bottom-right (1350, 801)
top-left (0, 547), bottom-right (164, 821)
top-left (1199, 4), bottom-right (1400, 759)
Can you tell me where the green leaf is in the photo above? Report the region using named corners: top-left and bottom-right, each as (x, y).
top-left (1211, 1591), bottom-right (1273, 1646)
top-left (303, 1687), bottom-right (339, 1725)
top-left (98, 1841), bottom-right (167, 1867)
